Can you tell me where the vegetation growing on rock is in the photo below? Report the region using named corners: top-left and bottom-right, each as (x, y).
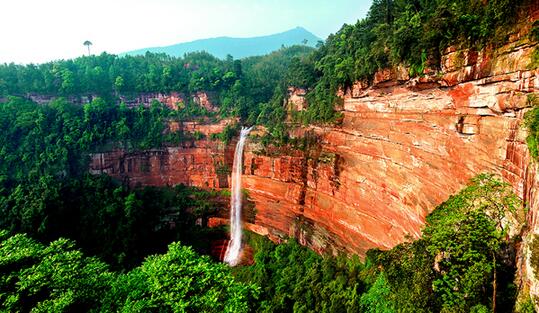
top-left (232, 174), bottom-right (522, 312)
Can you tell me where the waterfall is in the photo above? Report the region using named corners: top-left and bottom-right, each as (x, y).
top-left (224, 126), bottom-right (252, 266)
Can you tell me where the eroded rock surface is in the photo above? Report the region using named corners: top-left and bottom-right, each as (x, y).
top-left (241, 31), bottom-right (538, 256)
top-left (89, 119), bottom-right (235, 188)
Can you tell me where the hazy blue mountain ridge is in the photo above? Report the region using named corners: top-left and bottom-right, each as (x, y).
top-left (121, 27), bottom-right (321, 59)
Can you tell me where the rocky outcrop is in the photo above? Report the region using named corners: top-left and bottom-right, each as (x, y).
top-left (120, 91), bottom-right (217, 111)
top-left (240, 24), bottom-right (539, 256)
top-left (88, 35), bottom-right (539, 258)
top-left (287, 87), bottom-right (307, 111)
top-left (89, 119), bottom-right (235, 188)
top-left (193, 91), bottom-right (217, 112)
top-left (25, 93), bottom-right (97, 105)
top-left (19, 91), bottom-right (216, 111)
top-left (120, 92), bottom-right (186, 110)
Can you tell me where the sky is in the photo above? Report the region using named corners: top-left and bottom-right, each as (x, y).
top-left (0, 0), bottom-right (372, 64)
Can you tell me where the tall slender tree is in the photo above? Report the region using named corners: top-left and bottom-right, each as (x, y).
top-left (83, 40), bottom-right (92, 56)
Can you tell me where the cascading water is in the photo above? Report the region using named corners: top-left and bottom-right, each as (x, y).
top-left (223, 126), bottom-right (252, 266)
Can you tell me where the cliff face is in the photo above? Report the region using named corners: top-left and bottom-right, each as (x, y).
top-left (89, 119), bottom-right (235, 188)
top-left (77, 8), bottom-right (539, 306)
top-left (88, 8), bottom-right (539, 285)
top-left (242, 34), bottom-right (538, 257)
top-left (22, 91), bottom-right (216, 111)
top-left (88, 37), bottom-right (539, 256)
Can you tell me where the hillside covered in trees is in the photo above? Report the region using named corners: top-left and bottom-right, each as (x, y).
top-left (0, 0), bottom-right (538, 312)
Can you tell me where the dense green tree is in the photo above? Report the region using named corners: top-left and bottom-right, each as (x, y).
top-left (423, 174), bottom-right (520, 312)
top-left (0, 173), bottom-right (228, 270)
top-left (359, 274), bottom-right (395, 313)
top-left (371, 239), bottom-right (436, 312)
top-left (103, 242), bottom-right (257, 313)
top-left (0, 231), bottom-right (113, 312)
top-left (234, 235), bottom-right (365, 313)
top-left (0, 231), bottom-right (256, 313)
top-left (362, 174), bottom-right (521, 312)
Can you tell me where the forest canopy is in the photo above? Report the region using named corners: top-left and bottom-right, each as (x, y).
top-left (0, 0), bottom-right (532, 128)
top-left (0, 231), bottom-right (257, 312)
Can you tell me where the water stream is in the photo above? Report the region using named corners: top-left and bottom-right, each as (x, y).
top-left (223, 126), bottom-right (252, 266)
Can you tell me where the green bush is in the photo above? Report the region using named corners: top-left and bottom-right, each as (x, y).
top-left (525, 94), bottom-right (539, 159)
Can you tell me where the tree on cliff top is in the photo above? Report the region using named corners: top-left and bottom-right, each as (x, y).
top-left (83, 40), bottom-right (92, 56)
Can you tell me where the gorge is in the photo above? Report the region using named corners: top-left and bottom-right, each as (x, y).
top-left (84, 5), bottom-right (539, 306)
top-left (90, 15), bottom-right (539, 256)
top-left (1, 0), bottom-right (539, 311)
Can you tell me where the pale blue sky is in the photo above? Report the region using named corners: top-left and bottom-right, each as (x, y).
top-left (0, 0), bottom-right (372, 64)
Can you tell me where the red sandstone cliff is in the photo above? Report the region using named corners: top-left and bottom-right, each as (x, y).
top-left (23, 91), bottom-right (217, 111)
top-left (242, 34), bottom-right (538, 257)
top-left (89, 29), bottom-right (539, 256)
top-left (89, 119), bottom-right (236, 188)
top-left (88, 7), bottom-right (539, 302)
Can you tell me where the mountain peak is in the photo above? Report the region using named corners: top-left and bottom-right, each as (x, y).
top-left (122, 27), bottom-right (321, 60)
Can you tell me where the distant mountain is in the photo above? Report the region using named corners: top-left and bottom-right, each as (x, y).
top-left (121, 27), bottom-right (321, 59)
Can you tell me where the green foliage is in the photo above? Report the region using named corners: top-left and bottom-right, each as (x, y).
top-left (285, 54), bottom-right (318, 89)
top-left (241, 45), bottom-right (315, 105)
top-left (0, 96), bottom-right (185, 183)
top-left (0, 233), bottom-right (114, 312)
top-left (234, 234), bottom-right (365, 313)
top-left (193, 130), bottom-right (205, 140)
top-left (301, 80), bottom-right (343, 125)
top-left (0, 173), bottom-right (225, 270)
top-left (358, 174), bottom-right (521, 312)
top-left (0, 232), bottom-right (256, 312)
top-left (423, 174), bottom-right (519, 312)
top-left (0, 46), bottom-right (314, 130)
top-left (256, 88), bottom-right (291, 145)
top-left (103, 243), bottom-right (257, 313)
top-left (0, 52), bottom-right (235, 96)
top-left (515, 297), bottom-right (537, 313)
top-left (525, 94), bottom-right (539, 159)
top-left (210, 123), bottom-right (240, 145)
top-left (174, 98), bottom-right (215, 120)
top-left (359, 274), bottom-right (395, 313)
top-left (370, 239), bottom-right (436, 312)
